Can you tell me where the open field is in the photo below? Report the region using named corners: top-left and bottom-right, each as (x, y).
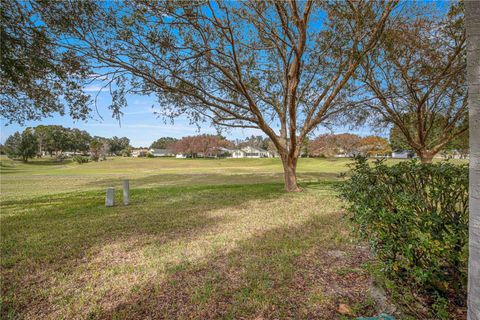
top-left (0, 156), bottom-right (352, 201)
top-left (0, 156), bottom-right (465, 319)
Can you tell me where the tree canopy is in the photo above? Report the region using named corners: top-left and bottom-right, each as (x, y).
top-left (29, 0), bottom-right (397, 191)
top-left (358, 3), bottom-right (467, 163)
top-left (4, 129), bottom-right (38, 162)
top-left (0, 1), bottom-right (90, 124)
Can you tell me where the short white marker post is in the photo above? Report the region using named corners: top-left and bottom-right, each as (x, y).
top-left (123, 180), bottom-right (129, 206)
top-left (106, 187), bottom-right (115, 207)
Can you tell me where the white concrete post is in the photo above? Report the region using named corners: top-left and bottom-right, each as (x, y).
top-left (106, 187), bottom-right (115, 207)
top-left (123, 180), bottom-right (129, 206)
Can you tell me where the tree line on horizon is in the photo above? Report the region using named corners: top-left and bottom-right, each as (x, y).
top-left (1, 125), bottom-right (131, 162)
top-left (2, 124), bottom-right (469, 162)
top-left (149, 127), bottom-right (469, 159)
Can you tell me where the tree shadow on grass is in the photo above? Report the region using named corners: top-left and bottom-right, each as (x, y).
top-left (0, 183), bottom-right (285, 318)
top-left (0, 161), bottom-right (25, 174)
top-left (91, 212), bottom-right (378, 320)
top-left (0, 159), bottom-right (72, 176)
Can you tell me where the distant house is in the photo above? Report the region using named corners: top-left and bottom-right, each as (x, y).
top-left (334, 153), bottom-right (352, 158)
top-left (438, 149), bottom-right (469, 160)
top-left (132, 148), bottom-right (149, 157)
top-left (217, 147), bottom-right (235, 157)
top-left (63, 151), bottom-right (80, 157)
top-left (233, 146), bottom-right (273, 158)
top-left (231, 149), bottom-right (246, 158)
top-left (149, 149), bottom-right (174, 157)
top-left (391, 150), bottom-right (416, 159)
top-left (173, 146), bottom-right (275, 159)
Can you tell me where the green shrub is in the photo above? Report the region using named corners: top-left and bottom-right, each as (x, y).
top-left (339, 158), bottom-right (468, 311)
top-left (73, 155), bottom-right (89, 164)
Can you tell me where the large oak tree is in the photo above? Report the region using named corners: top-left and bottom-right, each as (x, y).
top-left (33, 0), bottom-right (397, 191)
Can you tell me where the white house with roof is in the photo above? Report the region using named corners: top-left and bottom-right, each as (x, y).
top-left (149, 149), bottom-right (174, 157)
top-left (172, 146), bottom-right (275, 159)
top-left (391, 150), bottom-right (416, 159)
top-left (132, 148), bottom-right (149, 157)
top-left (232, 146), bottom-right (273, 158)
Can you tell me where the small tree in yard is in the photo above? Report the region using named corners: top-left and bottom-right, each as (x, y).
top-left (4, 129), bottom-right (38, 162)
top-left (33, 0), bottom-right (397, 191)
top-left (358, 3), bottom-right (467, 163)
top-left (89, 139), bottom-right (109, 161)
top-left (4, 132), bottom-right (22, 159)
top-left (20, 129), bottom-right (38, 162)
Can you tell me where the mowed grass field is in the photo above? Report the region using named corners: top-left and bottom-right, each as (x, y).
top-left (0, 156), bottom-right (435, 319)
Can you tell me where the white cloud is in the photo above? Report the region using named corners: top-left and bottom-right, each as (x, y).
top-left (83, 123), bottom-right (118, 127)
top-left (87, 73), bottom-right (110, 81)
top-left (123, 107), bottom-right (162, 115)
top-left (84, 85), bottom-right (109, 93)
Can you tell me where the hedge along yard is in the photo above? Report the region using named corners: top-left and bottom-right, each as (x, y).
top-left (0, 156), bottom-right (412, 319)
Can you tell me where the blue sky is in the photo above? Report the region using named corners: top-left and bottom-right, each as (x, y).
top-left (0, 84), bottom-right (379, 147)
top-left (2, 2), bottom-right (452, 147)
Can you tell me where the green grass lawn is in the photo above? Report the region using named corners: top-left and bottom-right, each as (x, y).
top-left (1, 156), bottom-right (458, 319)
top-left (0, 156), bottom-right (350, 201)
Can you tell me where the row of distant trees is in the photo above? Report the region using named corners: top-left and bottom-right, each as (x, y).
top-left (4, 127), bottom-right (468, 162)
top-left (308, 134), bottom-right (390, 158)
top-left (149, 135), bottom-right (278, 157)
top-left (2, 125), bottom-right (131, 162)
top-left (148, 129), bottom-right (468, 159)
top-left (310, 128), bottom-right (468, 159)
top-left (168, 135), bottom-right (232, 158)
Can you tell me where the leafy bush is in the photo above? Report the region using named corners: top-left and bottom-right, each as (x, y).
top-left (339, 158), bottom-right (468, 310)
top-left (73, 155), bottom-right (89, 164)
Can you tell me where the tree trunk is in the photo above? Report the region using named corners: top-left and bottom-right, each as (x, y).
top-left (418, 151), bottom-right (435, 164)
top-left (466, 2), bottom-right (480, 319)
top-left (280, 153), bottom-right (301, 192)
